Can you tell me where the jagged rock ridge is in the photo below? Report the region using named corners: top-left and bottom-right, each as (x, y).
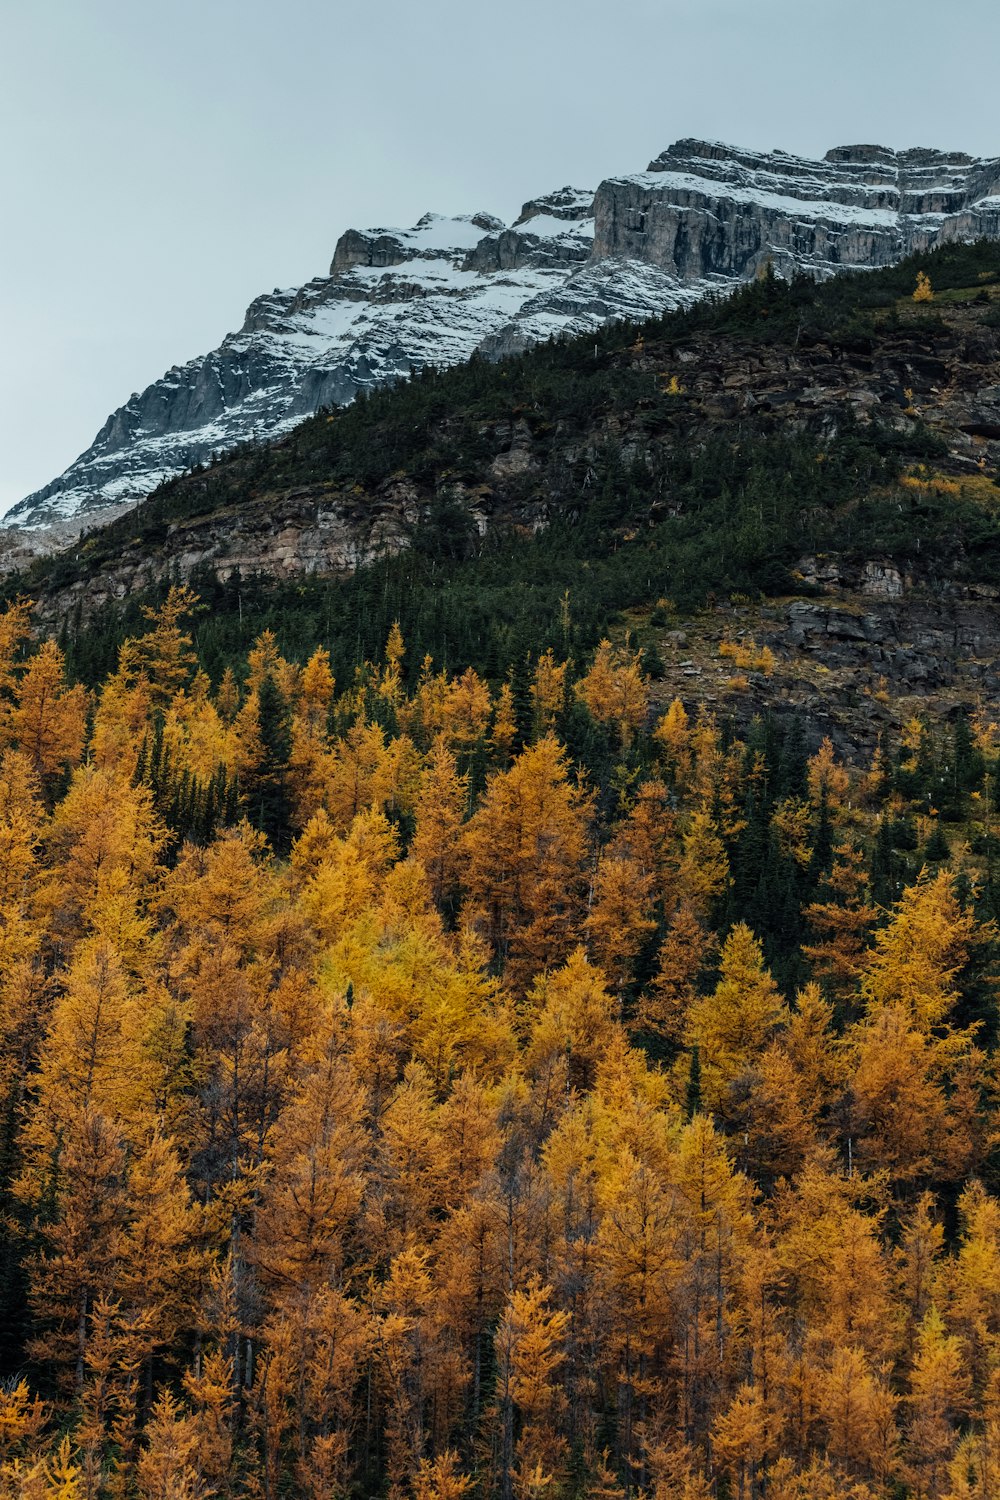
top-left (10, 137), bottom-right (1000, 529)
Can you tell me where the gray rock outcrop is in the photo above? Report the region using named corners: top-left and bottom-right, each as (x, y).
top-left (593, 138), bottom-right (1000, 281)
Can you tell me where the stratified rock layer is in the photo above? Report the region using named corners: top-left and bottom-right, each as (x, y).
top-left (594, 139), bottom-right (1000, 281)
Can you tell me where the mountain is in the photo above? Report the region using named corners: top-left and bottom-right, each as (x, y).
top-left (9, 137), bottom-right (1000, 530)
top-left (595, 138), bottom-right (1000, 277)
top-left (9, 233), bottom-right (1000, 768)
top-left (11, 254), bottom-right (1000, 1500)
top-left (6, 189), bottom-right (693, 530)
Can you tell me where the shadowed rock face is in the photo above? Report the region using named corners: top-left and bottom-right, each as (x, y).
top-left (10, 137), bottom-right (1000, 531)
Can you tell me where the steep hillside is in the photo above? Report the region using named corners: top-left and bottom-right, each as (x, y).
top-left (9, 136), bottom-right (1000, 528)
top-left (6, 238), bottom-right (1000, 760)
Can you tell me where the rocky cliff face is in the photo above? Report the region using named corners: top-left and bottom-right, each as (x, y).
top-left (10, 137), bottom-right (1000, 530)
top-left (594, 139), bottom-right (1000, 281)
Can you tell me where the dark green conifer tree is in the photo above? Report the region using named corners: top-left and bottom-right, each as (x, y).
top-left (247, 672), bottom-right (293, 853)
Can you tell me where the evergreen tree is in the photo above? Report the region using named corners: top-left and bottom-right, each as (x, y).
top-left (247, 672), bottom-right (293, 852)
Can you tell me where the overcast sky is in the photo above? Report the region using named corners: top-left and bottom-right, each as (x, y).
top-left (2, 0), bottom-right (999, 516)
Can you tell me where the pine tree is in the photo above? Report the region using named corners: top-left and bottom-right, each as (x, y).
top-left (686, 923), bottom-right (786, 1113)
top-left (914, 271), bottom-right (935, 303)
top-left (411, 740), bottom-right (468, 914)
top-left (12, 641), bottom-right (87, 792)
top-left (245, 672), bottom-right (293, 851)
top-left (463, 735), bottom-right (591, 989)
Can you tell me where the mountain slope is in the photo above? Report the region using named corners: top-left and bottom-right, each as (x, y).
top-left (9, 236), bottom-right (1000, 761)
top-left (10, 136), bottom-right (1000, 530)
top-left (8, 191), bottom-right (701, 529)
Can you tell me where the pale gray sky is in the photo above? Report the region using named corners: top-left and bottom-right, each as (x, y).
top-left (2, 0), bottom-right (998, 515)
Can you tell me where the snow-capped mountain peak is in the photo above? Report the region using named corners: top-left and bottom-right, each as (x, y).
top-left (9, 136), bottom-right (1000, 530)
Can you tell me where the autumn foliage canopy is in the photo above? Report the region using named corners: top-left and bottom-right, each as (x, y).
top-left (1, 590), bottom-right (1000, 1500)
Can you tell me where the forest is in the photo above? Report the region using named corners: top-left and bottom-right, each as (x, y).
top-left (3, 582), bottom-right (1000, 1500)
